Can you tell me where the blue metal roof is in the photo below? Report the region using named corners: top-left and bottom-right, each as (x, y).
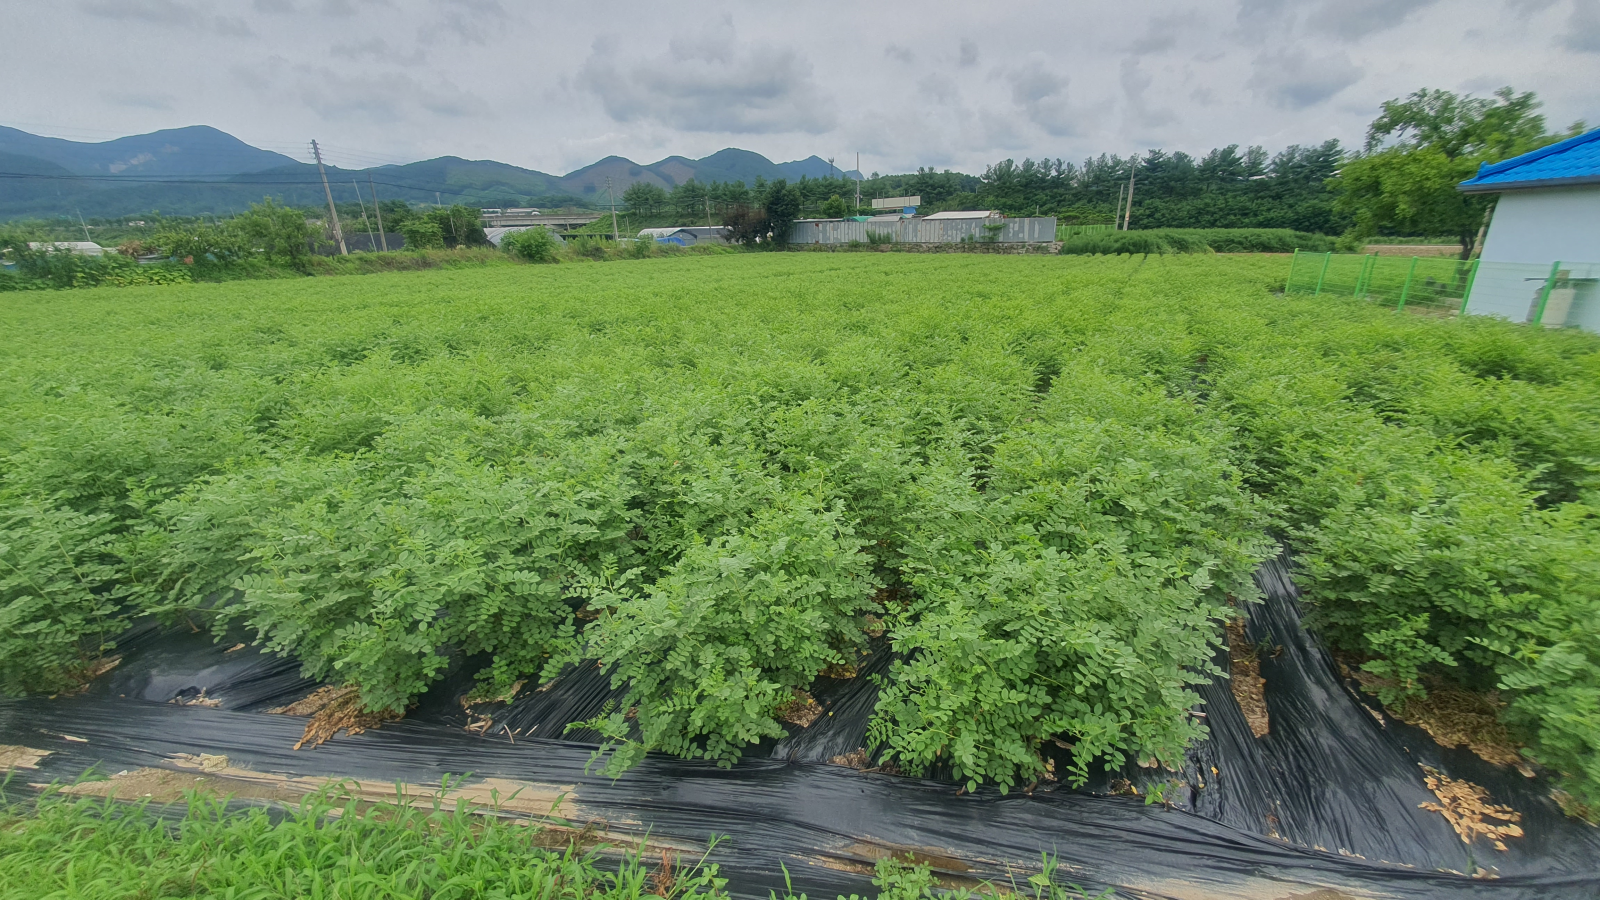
top-left (1459, 128), bottom-right (1600, 192)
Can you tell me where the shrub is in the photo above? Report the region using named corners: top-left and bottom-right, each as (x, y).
top-left (502, 226), bottom-right (561, 263)
top-left (0, 498), bottom-right (127, 693)
top-left (398, 219), bottom-right (445, 250)
top-left (579, 500), bottom-right (882, 772)
top-left (569, 236), bottom-right (610, 260)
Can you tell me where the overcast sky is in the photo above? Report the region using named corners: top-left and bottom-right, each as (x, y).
top-left (5, 0), bottom-right (1598, 176)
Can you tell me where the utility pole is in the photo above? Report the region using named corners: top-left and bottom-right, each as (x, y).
top-left (705, 196), bottom-right (712, 228)
top-left (1123, 156), bottom-right (1138, 232)
top-left (369, 174), bottom-right (389, 251)
top-left (855, 152), bottom-right (861, 212)
top-left (76, 209), bottom-right (91, 243)
top-left (607, 177), bottom-right (619, 241)
top-left (1114, 183), bottom-right (1124, 230)
top-left (353, 179), bottom-right (376, 251)
top-left (311, 140), bottom-right (347, 255)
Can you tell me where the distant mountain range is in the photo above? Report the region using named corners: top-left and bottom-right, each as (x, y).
top-left (0, 125), bottom-right (863, 220)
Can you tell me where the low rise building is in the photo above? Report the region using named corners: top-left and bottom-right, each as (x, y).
top-left (1459, 128), bottom-right (1600, 331)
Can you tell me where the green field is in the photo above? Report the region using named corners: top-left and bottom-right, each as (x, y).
top-left (2, 253), bottom-right (1597, 803)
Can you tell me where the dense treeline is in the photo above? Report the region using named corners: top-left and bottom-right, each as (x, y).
top-left (617, 141), bottom-right (1349, 234)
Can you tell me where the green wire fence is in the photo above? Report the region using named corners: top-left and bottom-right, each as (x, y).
top-left (1286, 250), bottom-right (1479, 315)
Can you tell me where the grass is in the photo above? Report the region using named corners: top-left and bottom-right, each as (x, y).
top-left (1, 253), bottom-right (1597, 805)
top-left (0, 777), bottom-right (1111, 900)
top-left (1058, 228), bottom-right (1334, 255)
top-left (0, 778), bottom-right (728, 900)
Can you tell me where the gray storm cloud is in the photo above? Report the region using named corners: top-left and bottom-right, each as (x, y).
top-left (579, 31), bottom-right (837, 135)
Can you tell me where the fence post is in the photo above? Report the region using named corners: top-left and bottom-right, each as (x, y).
top-left (1314, 251), bottom-right (1332, 297)
top-left (1457, 258), bottom-right (1479, 316)
top-left (1532, 260), bottom-right (1562, 325)
top-left (1397, 256), bottom-right (1418, 312)
top-left (1288, 248), bottom-right (1299, 292)
top-left (1354, 253), bottom-right (1374, 299)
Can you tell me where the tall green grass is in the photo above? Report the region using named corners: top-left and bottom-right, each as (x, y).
top-left (0, 780), bottom-right (729, 900)
top-left (1059, 228), bottom-right (1334, 255)
top-left (0, 778), bottom-right (1111, 900)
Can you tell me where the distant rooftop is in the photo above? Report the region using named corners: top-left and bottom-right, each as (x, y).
top-left (1458, 128), bottom-right (1600, 193)
top-left (27, 241), bottom-right (104, 255)
top-left (923, 210), bottom-right (999, 220)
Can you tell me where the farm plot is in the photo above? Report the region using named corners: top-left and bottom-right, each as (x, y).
top-left (1, 253), bottom-right (1597, 807)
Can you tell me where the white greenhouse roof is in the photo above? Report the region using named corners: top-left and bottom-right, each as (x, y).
top-left (28, 241), bottom-right (105, 255)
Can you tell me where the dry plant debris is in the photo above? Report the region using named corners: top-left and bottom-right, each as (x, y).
top-left (268, 685), bottom-right (400, 750)
top-left (828, 748), bottom-right (901, 775)
top-left (56, 656), bottom-right (123, 697)
top-left (1342, 662), bottom-right (1524, 768)
top-left (1226, 619), bottom-right (1270, 738)
top-left (820, 661), bottom-right (859, 679)
top-left (1417, 766), bottom-right (1524, 851)
top-left (862, 615), bottom-right (886, 638)
top-left (170, 689), bottom-right (222, 708)
top-left (775, 690), bottom-right (823, 727)
top-left (0, 745), bottom-right (51, 770)
top-left (831, 748), bottom-right (871, 769)
top-left (650, 849), bottom-right (677, 898)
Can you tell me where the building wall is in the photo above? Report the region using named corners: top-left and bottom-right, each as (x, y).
top-left (1478, 185), bottom-right (1600, 264)
top-left (788, 217), bottom-right (1057, 245)
top-left (1466, 185), bottom-right (1600, 331)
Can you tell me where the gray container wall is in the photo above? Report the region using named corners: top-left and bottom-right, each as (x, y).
top-left (788, 217), bottom-right (1058, 245)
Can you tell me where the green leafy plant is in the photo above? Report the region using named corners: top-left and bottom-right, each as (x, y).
top-left (2, 252), bottom-right (1598, 809)
top-left (577, 499), bottom-right (881, 772)
top-left (503, 226), bottom-right (561, 263)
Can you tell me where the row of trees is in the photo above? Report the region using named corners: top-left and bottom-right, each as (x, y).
top-left (621, 176), bottom-right (856, 223)
top-left (611, 87), bottom-right (1585, 256)
top-left (619, 144), bottom-right (1346, 232)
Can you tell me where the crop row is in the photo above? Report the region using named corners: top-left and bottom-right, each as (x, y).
top-left (1, 254), bottom-right (1595, 804)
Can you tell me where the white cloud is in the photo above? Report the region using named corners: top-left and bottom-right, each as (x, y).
top-left (579, 28), bottom-right (837, 135)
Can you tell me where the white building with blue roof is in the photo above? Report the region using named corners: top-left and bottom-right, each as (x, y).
top-left (1458, 129), bottom-right (1600, 331)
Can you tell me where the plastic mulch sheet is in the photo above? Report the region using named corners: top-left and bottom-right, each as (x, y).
top-left (2, 559), bottom-right (1597, 900)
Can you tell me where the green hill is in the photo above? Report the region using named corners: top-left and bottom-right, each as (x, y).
top-left (0, 126), bottom-right (861, 221)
